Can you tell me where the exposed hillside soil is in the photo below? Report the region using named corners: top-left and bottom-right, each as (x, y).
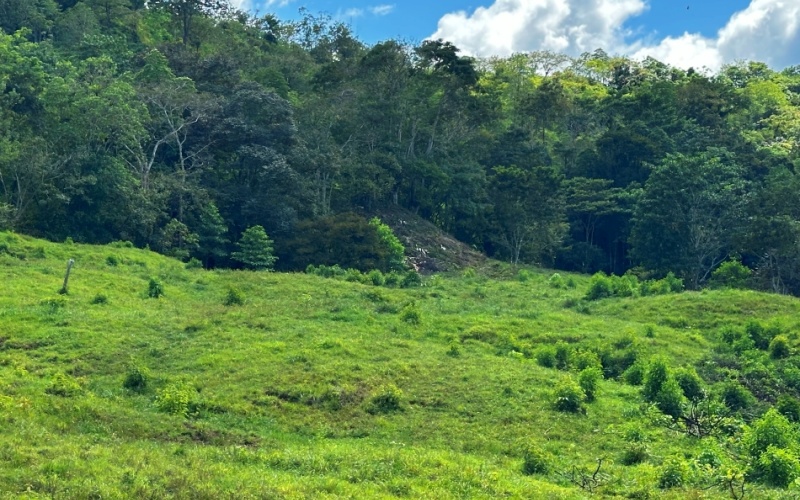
top-left (373, 206), bottom-right (486, 273)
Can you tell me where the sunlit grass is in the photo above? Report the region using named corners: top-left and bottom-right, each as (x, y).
top-left (0, 231), bottom-right (797, 497)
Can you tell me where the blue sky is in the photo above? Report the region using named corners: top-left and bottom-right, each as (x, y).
top-left (237, 0), bottom-right (800, 70)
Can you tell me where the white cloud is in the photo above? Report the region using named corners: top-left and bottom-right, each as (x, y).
top-left (431, 0), bottom-right (800, 70)
top-left (370, 4), bottom-right (396, 16)
top-left (342, 8), bottom-right (365, 18)
top-left (231, 0), bottom-right (295, 10)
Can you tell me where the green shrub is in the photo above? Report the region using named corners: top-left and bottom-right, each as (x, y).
top-left (518, 269), bottom-right (533, 282)
top-left (552, 378), bottom-right (586, 414)
top-left (658, 456), bottom-right (689, 489)
top-left (123, 363), bottom-right (150, 392)
top-left (709, 259), bottom-right (751, 289)
top-left (622, 361), bottom-right (646, 385)
top-left (696, 448), bottom-right (722, 468)
top-left (367, 269), bottom-right (385, 286)
top-left (369, 217), bottom-right (406, 272)
top-left (462, 268), bottom-right (476, 278)
top-left (585, 273), bottom-right (613, 300)
top-left (719, 381), bottom-right (755, 412)
top-left (744, 408), bottom-right (796, 458)
top-left (757, 446), bottom-right (800, 488)
top-left (776, 395), bottom-right (800, 422)
top-left (90, 293), bottom-right (108, 305)
top-left (367, 384), bottom-right (403, 414)
top-left (400, 271), bottom-right (422, 288)
top-left (653, 378), bottom-right (684, 419)
top-left (535, 346), bottom-right (557, 368)
top-left (620, 442), bottom-right (649, 466)
top-left (675, 367), bottom-right (705, 401)
top-left (343, 268), bottom-right (363, 282)
top-left (224, 287), bottom-right (245, 306)
top-left (643, 359), bottom-right (684, 418)
top-left (46, 373), bottom-right (82, 397)
top-left (185, 257), bottom-right (203, 269)
top-left (548, 273), bottom-right (566, 289)
top-left (384, 272), bottom-right (402, 287)
top-left (155, 383), bottom-right (192, 416)
top-left (642, 358), bottom-right (670, 402)
top-left (574, 350), bottom-right (602, 371)
top-left (522, 446), bottom-right (551, 475)
top-left (578, 367), bottom-right (603, 402)
top-left (105, 254), bottom-right (120, 266)
top-left (746, 320), bottom-right (778, 350)
top-left (147, 278), bottom-right (164, 298)
top-left (770, 335), bottom-right (791, 359)
top-left (232, 225), bottom-right (277, 270)
top-left (446, 342), bottom-right (461, 357)
top-left (400, 304), bottom-right (421, 325)
top-left (554, 341), bottom-right (572, 370)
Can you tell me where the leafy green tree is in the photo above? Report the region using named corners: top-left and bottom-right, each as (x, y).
top-left (369, 217), bottom-right (405, 271)
top-left (631, 149), bottom-right (748, 288)
top-left (489, 165), bottom-right (566, 265)
top-left (232, 225), bottom-right (277, 270)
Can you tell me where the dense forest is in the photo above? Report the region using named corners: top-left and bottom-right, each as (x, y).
top-left (3, 0), bottom-right (800, 292)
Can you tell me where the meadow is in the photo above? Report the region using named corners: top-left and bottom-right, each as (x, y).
top-left (2, 231), bottom-right (800, 498)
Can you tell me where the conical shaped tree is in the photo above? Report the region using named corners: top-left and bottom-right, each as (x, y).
top-left (232, 225), bottom-right (277, 270)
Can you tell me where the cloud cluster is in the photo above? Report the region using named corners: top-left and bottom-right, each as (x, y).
top-left (336, 4), bottom-right (396, 19)
top-left (431, 0), bottom-right (800, 70)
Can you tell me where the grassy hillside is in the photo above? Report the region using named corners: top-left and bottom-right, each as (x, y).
top-left (2, 232), bottom-right (800, 498)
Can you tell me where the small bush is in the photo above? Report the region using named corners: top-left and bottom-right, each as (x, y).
top-left (623, 361), bottom-right (646, 385)
top-left (446, 342), bottom-right (461, 357)
top-left (554, 341), bottom-right (572, 370)
top-left (578, 367), bottom-right (603, 402)
top-left (535, 346), bottom-right (557, 368)
top-left (185, 258), bottom-right (203, 269)
top-left (522, 446), bottom-right (551, 475)
top-left (552, 378), bottom-right (586, 414)
top-left (719, 381), bottom-right (755, 412)
top-left (621, 442), bottom-right (650, 466)
top-left (770, 335), bottom-right (791, 359)
top-left (344, 268), bottom-right (363, 282)
top-left (384, 272), bottom-right (402, 287)
top-left (746, 320), bottom-right (778, 350)
top-left (46, 373), bottom-right (82, 397)
top-left (548, 273), bottom-right (566, 289)
top-left (400, 304), bottom-right (421, 325)
top-left (675, 367), bottom-right (705, 402)
top-left (90, 293), bottom-right (108, 305)
top-left (367, 269), bottom-right (385, 286)
top-left (462, 268), bottom-right (476, 278)
top-left (757, 446), bottom-right (800, 488)
top-left (574, 350), bottom-right (602, 371)
top-left (155, 383), bottom-right (192, 416)
top-left (367, 384), bottom-right (403, 414)
top-left (400, 271), bottom-right (422, 288)
top-left (709, 259), bottom-right (751, 289)
top-left (123, 363), bottom-right (150, 392)
top-left (776, 395), bottom-right (800, 422)
top-left (147, 278), bottom-right (164, 298)
top-left (518, 269), bottom-right (533, 282)
top-left (224, 287), bottom-right (245, 306)
top-left (232, 225), bottom-right (277, 270)
top-left (585, 273), bottom-right (613, 300)
top-left (105, 255), bottom-right (120, 266)
top-left (658, 456), bottom-right (689, 489)
top-left (744, 408), bottom-right (796, 458)
top-left (653, 378), bottom-right (685, 419)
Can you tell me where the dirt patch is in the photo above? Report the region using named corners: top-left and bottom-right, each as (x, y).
top-left (372, 207), bottom-right (486, 273)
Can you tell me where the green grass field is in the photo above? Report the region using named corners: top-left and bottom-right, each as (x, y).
top-left (2, 231), bottom-right (800, 498)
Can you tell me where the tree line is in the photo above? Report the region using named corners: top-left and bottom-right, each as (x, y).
top-left (3, 0), bottom-right (800, 292)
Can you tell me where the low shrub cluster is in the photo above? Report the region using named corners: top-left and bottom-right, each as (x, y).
top-left (305, 264), bottom-right (422, 288)
top-left (585, 272), bottom-right (683, 301)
